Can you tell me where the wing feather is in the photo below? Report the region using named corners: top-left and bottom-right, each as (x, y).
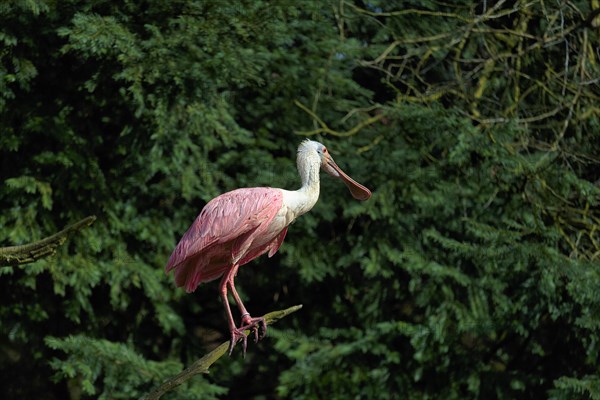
top-left (268, 226), bottom-right (288, 257)
top-left (165, 188), bottom-right (283, 273)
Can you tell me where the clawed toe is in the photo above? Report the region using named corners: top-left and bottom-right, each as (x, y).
top-left (241, 316), bottom-right (267, 342)
top-left (229, 328), bottom-right (248, 357)
top-left (228, 316), bottom-right (268, 356)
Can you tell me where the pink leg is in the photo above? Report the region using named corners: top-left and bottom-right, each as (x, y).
top-left (219, 264), bottom-right (248, 356)
top-left (227, 267), bottom-right (267, 343)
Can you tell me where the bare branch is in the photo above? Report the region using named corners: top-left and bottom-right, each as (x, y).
top-left (294, 100), bottom-right (385, 137)
top-left (0, 216), bottom-right (97, 266)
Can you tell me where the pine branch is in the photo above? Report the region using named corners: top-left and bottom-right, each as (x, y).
top-left (0, 216), bottom-right (97, 266)
top-left (141, 305), bottom-right (303, 400)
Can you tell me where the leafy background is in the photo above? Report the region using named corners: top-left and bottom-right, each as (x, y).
top-left (1, 1), bottom-right (599, 399)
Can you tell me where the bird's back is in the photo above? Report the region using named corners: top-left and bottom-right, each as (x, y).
top-left (165, 187), bottom-right (283, 292)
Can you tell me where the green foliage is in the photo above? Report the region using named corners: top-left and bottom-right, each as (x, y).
top-left (45, 335), bottom-right (225, 399)
top-left (1, 1), bottom-right (599, 399)
top-left (550, 375), bottom-right (600, 400)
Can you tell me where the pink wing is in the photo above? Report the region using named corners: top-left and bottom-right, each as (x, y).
top-left (165, 188), bottom-right (284, 292)
top-left (239, 226), bottom-right (288, 266)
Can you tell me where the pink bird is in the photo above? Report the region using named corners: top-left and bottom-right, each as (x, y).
top-left (165, 140), bottom-right (371, 355)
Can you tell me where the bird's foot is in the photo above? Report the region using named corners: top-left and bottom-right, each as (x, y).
top-left (228, 315), bottom-right (267, 357)
top-left (228, 328), bottom-right (249, 357)
top-left (240, 314), bottom-right (267, 344)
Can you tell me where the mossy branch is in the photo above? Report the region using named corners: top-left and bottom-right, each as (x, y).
top-left (141, 305), bottom-right (303, 400)
top-left (0, 216), bottom-right (97, 266)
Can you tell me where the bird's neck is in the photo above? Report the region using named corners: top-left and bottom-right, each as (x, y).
top-left (290, 151), bottom-right (321, 217)
top-left (298, 151), bottom-right (320, 190)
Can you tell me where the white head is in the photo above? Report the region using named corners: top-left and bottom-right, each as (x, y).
top-left (297, 139), bottom-right (371, 201)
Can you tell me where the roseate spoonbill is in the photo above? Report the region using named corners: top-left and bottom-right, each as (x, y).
top-left (165, 140), bottom-right (371, 355)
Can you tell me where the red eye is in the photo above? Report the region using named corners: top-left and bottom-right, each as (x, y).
top-left (323, 147), bottom-right (328, 153)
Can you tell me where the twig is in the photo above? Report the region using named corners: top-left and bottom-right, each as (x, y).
top-left (345, 2), bottom-right (471, 22)
top-left (0, 216), bottom-right (97, 266)
top-left (294, 100), bottom-right (384, 137)
top-left (140, 305), bottom-right (303, 400)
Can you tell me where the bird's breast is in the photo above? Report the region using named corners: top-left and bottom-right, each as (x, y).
top-left (280, 188), bottom-right (319, 222)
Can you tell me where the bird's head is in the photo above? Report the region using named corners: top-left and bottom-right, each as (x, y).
top-left (298, 139), bottom-right (371, 201)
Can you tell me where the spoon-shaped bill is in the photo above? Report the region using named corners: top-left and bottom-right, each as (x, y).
top-left (323, 155), bottom-right (372, 201)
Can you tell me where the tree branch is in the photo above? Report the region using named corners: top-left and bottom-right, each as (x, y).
top-left (294, 100), bottom-right (384, 137)
top-left (0, 216), bottom-right (97, 266)
top-left (141, 304), bottom-right (303, 400)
